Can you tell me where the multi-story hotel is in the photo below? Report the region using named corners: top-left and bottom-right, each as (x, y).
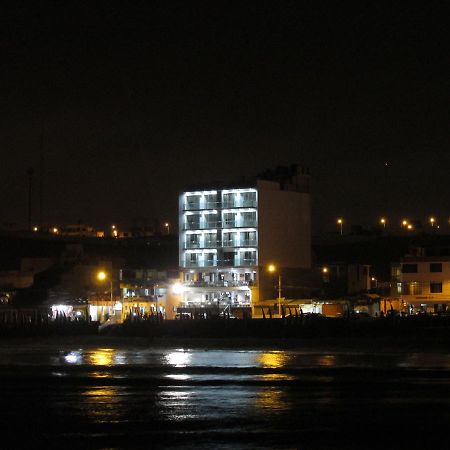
top-left (178, 165), bottom-right (311, 312)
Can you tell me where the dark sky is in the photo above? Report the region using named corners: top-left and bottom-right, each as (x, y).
top-left (1, 2), bottom-right (449, 233)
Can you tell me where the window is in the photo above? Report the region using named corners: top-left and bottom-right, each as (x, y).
top-left (402, 282), bottom-right (422, 295)
top-left (241, 191), bottom-right (256, 207)
top-left (430, 263), bottom-right (442, 273)
top-left (223, 232), bottom-right (237, 246)
top-left (204, 194), bottom-right (217, 209)
top-left (204, 233), bottom-right (217, 247)
top-left (205, 253), bottom-right (215, 266)
top-left (186, 195), bottom-right (200, 210)
top-left (430, 282), bottom-right (442, 293)
top-left (187, 234), bottom-right (200, 248)
top-left (241, 211), bottom-right (256, 226)
top-left (223, 193), bottom-right (236, 208)
top-left (241, 231), bottom-right (256, 246)
top-left (204, 212), bottom-right (218, 228)
top-left (224, 212), bottom-right (237, 227)
top-left (402, 264), bottom-right (418, 273)
top-left (186, 214), bottom-right (200, 229)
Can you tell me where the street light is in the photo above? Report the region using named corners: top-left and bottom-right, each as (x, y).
top-left (337, 218), bottom-right (343, 235)
top-left (97, 271), bottom-right (113, 303)
top-left (380, 218), bottom-right (386, 229)
top-left (165, 222), bottom-right (170, 234)
top-left (268, 264), bottom-right (282, 317)
top-left (430, 217), bottom-right (436, 227)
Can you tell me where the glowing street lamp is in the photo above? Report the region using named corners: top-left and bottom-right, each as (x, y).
top-left (380, 218), bottom-right (386, 229)
top-left (97, 270), bottom-right (113, 303)
top-left (401, 219), bottom-right (408, 228)
top-left (165, 222), bottom-right (170, 234)
top-left (407, 224), bottom-right (413, 230)
top-left (337, 218), bottom-right (343, 235)
top-left (268, 264), bottom-right (282, 317)
top-left (430, 217), bottom-right (436, 227)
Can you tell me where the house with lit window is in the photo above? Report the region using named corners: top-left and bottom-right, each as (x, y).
top-left (178, 165), bottom-right (312, 315)
top-left (392, 255), bottom-right (450, 314)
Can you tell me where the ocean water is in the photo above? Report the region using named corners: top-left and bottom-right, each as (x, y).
top-left (0, 337), bottom-right (449, 449)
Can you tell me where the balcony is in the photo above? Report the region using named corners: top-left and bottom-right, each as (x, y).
top-left (222, 240), bottom-right (237, 248)
top-left (184, 260), bottom-right (217, 268)
top-left (184, 280), bottom-right (253, 288)
top-left (183, 201), bottom-right (221, 211)
top-left (222, 220), bottom-right (257, 229)
top-left (222, 200), bottom-right (257, 209)
top-left (204, 240), bottom-right (220, 248)
top-left (185, 242), bottom-right (201, 249)
top-left (240, 239), bottom-right (257, 247)
top-left (184, 221), bottom-right (221, 231)
top-left (184, 202), bottom-right (201, 211)
top-left (217, 258), bottom-right (257, 267)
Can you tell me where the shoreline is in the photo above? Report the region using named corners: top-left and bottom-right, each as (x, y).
top-left (1, 333), bottom-right (450, 351)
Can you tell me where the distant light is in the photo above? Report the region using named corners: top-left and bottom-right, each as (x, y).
top-left (33, 226), bottom-right (38, 232)
top-left (337, 218), bottom-right (343, 224)
top-left (407, 224), bottom-right (413, 230)
top-left (402, 220), bottom-right (408, 226)
top-left (268, 264), bottom-right (276, 273)
top-left (112, 225), bottom-right (116, 229)
top-left (52, 227), bottom-right (58, 234)
top-left (371, 277), bottom-right (376, 281)
top-left (322, 267), bottom-right (328, 273)
top-left (113, 230), bottom-right (118, 237)
top-left (380, 218), bottom-right (386, 224)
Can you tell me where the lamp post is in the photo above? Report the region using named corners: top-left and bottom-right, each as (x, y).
top-left (268, 264), bottom-right (282, 317)
top-left (337, 218), bottom-right (343, 235)
top-left (97, 271), bottom-right (113, 303)
top-left (380, 218), bottom-right (386, 229)
top-left (164, 222), bottom-right (170, 234)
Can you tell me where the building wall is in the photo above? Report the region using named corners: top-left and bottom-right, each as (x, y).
top-left (257, 179), bottom-right (311, 270)
top-left (399, 259), bottom-right (450, 308)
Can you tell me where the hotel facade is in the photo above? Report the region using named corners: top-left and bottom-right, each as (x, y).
top-left (178, 166), bottom-right (311, 312)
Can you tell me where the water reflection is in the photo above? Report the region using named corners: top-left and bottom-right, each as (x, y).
top-left (88, 348), bottom-right (115, 366)
top-left (82, 386), bottom-right (124, 422)
top-left (317, 354), bottom-right (336, 367)
top-left (166, 350), bottom-right (191, 367)
top-left (255, 351), bottom-right (291, 411)
top-left (257, 350), bottom-right (289, 368)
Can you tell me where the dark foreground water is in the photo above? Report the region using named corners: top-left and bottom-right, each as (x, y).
top-left (0, 337), bottom-right (449, 449)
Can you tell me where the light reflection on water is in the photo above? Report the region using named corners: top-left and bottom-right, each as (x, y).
top-left (0, 340), bottom-right (449, 449)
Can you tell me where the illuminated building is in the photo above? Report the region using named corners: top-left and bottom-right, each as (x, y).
top-left (178, 165), bottom-right (311, 312)
top-left (393, 255), bottom-right (450, 314)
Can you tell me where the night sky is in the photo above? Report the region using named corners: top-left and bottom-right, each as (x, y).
top-left (1, 2), bottom-right (448, 233)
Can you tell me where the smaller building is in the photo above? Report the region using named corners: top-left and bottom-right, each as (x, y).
top-left (392, 256), bottom-right (450, 314)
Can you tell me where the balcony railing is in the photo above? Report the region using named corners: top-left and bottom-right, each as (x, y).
top-left (184, 222), bottom-right (221, 231)
top-left (222, 200), bottom-right (257, 208)
top-left (222, 240), bottom-right (237, 248)
top-left (222, 221), bottom-right (257, 229)
top-left (240, 239), bottom-right (257, 247)
top-left (184, 258), bottom-right (257, 268)
top-left (184, 280), bottom-right (254, 288)
top-left (183, 201), bottom-right (221, 211)
top-left (185, 242), bottom-right (201, 249)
